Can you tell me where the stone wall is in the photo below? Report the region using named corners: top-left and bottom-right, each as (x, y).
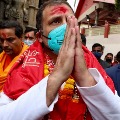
top-left (0, 0), bottom-right (40, 29)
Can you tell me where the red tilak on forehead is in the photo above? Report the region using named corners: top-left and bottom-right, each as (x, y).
top-left (2, 32), bottom-right (7, 38)
top-left (27, 34), bottom-right (30, 38)
top-left (50, 6), bottom-right (68, 15)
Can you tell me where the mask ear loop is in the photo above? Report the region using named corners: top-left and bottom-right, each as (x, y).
top-left (42, 34), bottom-right (51, 40)
top-left (37, 30), bottom-right (51, 40)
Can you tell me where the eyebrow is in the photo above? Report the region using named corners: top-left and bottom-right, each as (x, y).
top-left (48, 15), bottom-right (63, 23)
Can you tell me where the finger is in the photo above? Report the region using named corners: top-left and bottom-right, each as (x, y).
top-left (68, 28), bottom-right (76, 50)
top-left (76, 26), bottom-right (82, 48)
top-left (63, 15), bottom-right (75, 47)
top-left (63, 16), bottom-right (71, 46)
top-left (71, 16), bottom-right (78, 27)
top-left (75, 26), bottom-right (86, 68)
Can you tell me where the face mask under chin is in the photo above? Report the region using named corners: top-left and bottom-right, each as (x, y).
top-left (42, 24), bottom-right (67, 54)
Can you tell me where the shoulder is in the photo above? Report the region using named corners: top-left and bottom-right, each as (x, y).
top-left (106, 64), bottom-right (120, 72)
top-left (99, 59), bottom-right (110, 68)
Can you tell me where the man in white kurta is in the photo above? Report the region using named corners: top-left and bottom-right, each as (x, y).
top-left (0, 68), bottom-right (120, 120)
top-left (0, 1), bottom-right (120, 120)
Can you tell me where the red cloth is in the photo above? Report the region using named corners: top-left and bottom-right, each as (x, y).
top-left (82, 45), bottom-right (115, 92)
top-left (3, 40), bottom-right (44, 99)
top-left (3, 43), bottom-right (115, 119)
top-left (49, 45), bottom-right (115, 120)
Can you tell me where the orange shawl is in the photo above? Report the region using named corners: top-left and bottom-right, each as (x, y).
top-left (0, 44), bottom-right (28, 91)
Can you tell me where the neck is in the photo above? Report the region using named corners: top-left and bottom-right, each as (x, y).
top-left (8, 52), bottom-right (20, 60)
top-left (43, 46), bottom-right (57, 63)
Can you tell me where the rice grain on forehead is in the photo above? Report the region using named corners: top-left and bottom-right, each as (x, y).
top-left (36, 0), bottom-right (74, 30)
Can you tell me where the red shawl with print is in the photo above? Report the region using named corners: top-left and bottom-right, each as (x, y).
top-left (3, 40), bottom-right (115, 99)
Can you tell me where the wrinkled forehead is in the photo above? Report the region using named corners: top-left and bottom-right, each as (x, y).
top-left (42, 4), bottom-right (74, 18)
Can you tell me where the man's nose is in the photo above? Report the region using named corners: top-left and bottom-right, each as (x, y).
top-left (3, 40), bottom-right (9, 47)
top-left (63, 17), bottom-right (67, 24)
top-left (26, 38), bottom-right (30, 40)
top-left (63, 20), bottom-right (67, 24)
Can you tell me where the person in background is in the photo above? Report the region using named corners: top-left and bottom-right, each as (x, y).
top-left (113, 55), bottom-right (119, 66)
top-left (81, 33), bottom-right (86, 46)
top-left (92, 43), bottom-right (111, 69)
top-left (106, 51), bottom-right (120, 96)
top-left (104, 53), bottom-right (113, 66)
top-left (0, 1), bottom-right (119, 120)
top-left (0, 20), bottom-right (29, 91)
top-left (23, 26), bottom-right (38, 46)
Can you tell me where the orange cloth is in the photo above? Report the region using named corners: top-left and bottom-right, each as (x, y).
top-left (0, 44), bottom-right (29, 91)
top-left (3, 40), bottom-right (44, 99)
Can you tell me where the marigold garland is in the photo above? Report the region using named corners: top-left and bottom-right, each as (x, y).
top-left (44, 54), bottom-right (80, 103)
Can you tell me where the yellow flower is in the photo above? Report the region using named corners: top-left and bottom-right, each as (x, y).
top-left (64, 84), bottom-right (74, 90)
top-left (44, 64), bottom-right (49, 69)
top-left (66, 78), bottom-right (75, 85)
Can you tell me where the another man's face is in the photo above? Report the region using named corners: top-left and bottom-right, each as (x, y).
top-left (106, 54), bottom-right (113, 60)
top-left (92, 46), bottom-right (103, 54)
top-left (0, 28), bottom-right (23, 57)
top-left (41, 3), bottom-right (74, 47)
top-left (24, 31), bottom-right (35, 42)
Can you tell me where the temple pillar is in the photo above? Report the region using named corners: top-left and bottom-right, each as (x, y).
top-left (28, 0), bottom-right (39, 28)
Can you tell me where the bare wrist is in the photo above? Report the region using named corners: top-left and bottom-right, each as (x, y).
top-left (75, 71), bottom-right (97, 87)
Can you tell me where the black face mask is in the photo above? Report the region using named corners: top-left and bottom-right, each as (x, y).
top-left (106, 58), bottom-right (112, 63)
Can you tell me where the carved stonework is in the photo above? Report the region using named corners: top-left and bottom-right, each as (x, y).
top-left (27, 0), bottom-right (39, 27)
top-left (4, 0), bottom-right (19, 20)
top-left (0, 0), bottom-right (8, 21)
top-left (0, 0), bottom-right (40, 28)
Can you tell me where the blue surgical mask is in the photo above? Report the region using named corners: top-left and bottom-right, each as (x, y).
top-left (93, 52), bottom-right (102, 59)
top-left (23, 40), bottom-right (34, 46)
top-left (43, 24), bottom-right (67, 54)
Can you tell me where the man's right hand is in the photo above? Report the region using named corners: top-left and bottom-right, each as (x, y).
top-left (46, 15), bottom-right (77, 106)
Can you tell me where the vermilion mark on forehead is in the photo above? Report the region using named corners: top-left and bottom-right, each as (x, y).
top-left (50, 6), bottom-right (68, 15)
top-left (27, 34), bottom-right (30, 38)
top-left (2, 32), bottom-right (7, 38)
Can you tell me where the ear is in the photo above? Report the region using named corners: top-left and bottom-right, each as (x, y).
top-left (39, 38), bottom-right (43, 43)
top-left (36, 31), bottom-right (43, 43)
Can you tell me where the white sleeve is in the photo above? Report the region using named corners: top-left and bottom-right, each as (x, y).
top-left (0, 76), bottom-right (58, 120)
top-left (77, 68), bottom-right (120, 120)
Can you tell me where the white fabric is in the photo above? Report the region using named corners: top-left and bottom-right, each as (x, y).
top-left (0, 68), bottom-right (119, 120)
top-left (0, 76), bottom-right (58, 120)
top-left (78, 68), bottom-right (120, 120)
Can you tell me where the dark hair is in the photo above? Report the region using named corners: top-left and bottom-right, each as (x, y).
top-left (0, 20), bottom-right (23, 38)
top-left (105, 53), bottom-right (113, 58)
top-left (24, 27), bottom-right (38, 35)
top-left (116, 51), bottom-right (120, 62)
top-left (36, 0), bottom-right (74, 30)
top-left (92, 43), bottom-right (104, 51)
top-left (81, 34), bottom-right (86, 46)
